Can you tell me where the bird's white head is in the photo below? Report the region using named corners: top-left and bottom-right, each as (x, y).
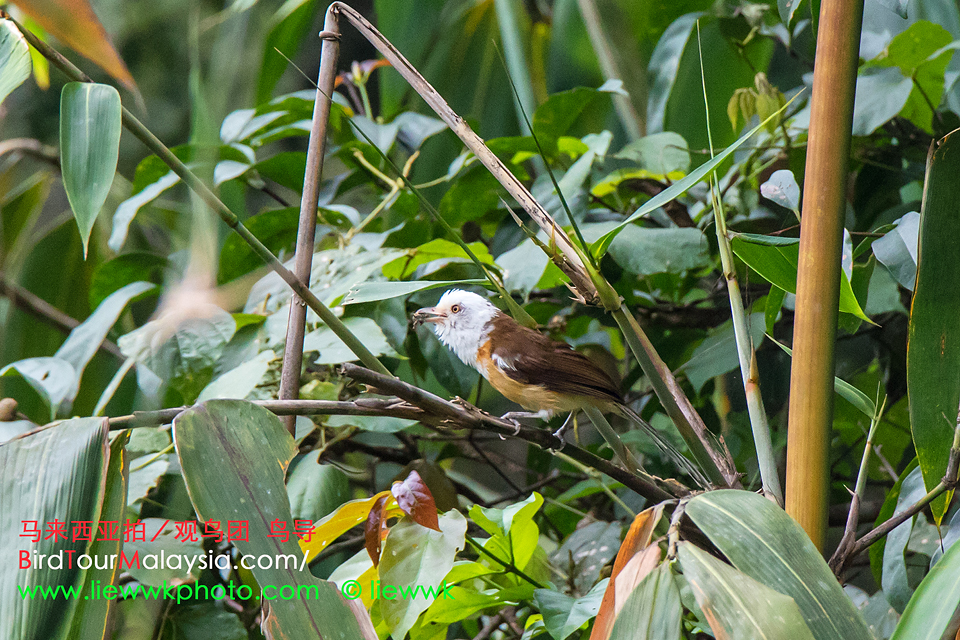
top-left (413, 289), bottom-right (499, 371)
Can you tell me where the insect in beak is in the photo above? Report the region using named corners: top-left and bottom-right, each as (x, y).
top-left (412, 307), bottom-right (445, 327)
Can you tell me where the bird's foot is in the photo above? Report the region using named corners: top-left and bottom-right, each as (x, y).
top-left (549, 412), bottom-right (576, 450)
top-left (500, 411), bottom-right (550, 436)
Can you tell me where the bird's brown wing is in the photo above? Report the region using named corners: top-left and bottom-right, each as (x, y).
top-left (488, 314), bottom-right (623, 405)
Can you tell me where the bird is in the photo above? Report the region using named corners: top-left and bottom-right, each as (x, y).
top-left (412, 289), bottom-right (706, 483)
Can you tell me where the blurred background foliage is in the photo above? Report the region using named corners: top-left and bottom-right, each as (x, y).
top-left (3, 0), bottom-right (960, 636)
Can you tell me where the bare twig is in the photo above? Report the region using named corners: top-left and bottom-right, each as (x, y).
top-left (0, 271), bottom-right (124, 360)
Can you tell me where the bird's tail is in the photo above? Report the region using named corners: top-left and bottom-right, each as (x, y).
top-left (614, 403), bottom-right (711, 488)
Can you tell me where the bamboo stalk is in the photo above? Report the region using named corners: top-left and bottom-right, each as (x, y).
top-left (278, 15), bottom-right (342, 434)
top-left (785, 0), bottom-right (865, 549)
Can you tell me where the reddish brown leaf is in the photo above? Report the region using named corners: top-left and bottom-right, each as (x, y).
top-left (589, 504), bottom-right (665, 640)
top-left (391, 470), bottom-right (440, 532)
top-left (364, 494), bottom-right (390, 567)
top-left (13, 0), bottom-right (138, 94)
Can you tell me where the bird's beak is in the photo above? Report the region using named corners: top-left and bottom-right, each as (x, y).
top-left (412, 306), bottom-right (445, 327)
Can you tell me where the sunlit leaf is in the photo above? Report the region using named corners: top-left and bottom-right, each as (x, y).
top-left (15, 0), bottom-right (137, 91)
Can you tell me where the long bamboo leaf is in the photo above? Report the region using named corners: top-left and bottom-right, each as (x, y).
top-left (0, 418), bottom-right (109, 640)
top-left (907, 131), bottom-right (960, 523)
top-left (685, 491), bottom-right (873, 640)
top-left (60, 82), bottom-right (121, 257)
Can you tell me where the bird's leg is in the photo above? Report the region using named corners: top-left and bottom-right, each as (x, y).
top-left (552, 411), bottom-right (576, 442)
top-left (500, 410), bottom-right (551, 435)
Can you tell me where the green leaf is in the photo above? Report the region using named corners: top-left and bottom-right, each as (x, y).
top-left (613, 132), bottom-right (690, 175)
top-left (908, 130), bottom-right (960, 523)
top-left (869, 458), bottom-right (920, 584)
top-left (891, 520), bottom-right (960, 639)
top-left (731, 234), bottom-right (871, 322)
top-left (532, 86), bottom-right (604, 157)
top-left (0, 19), bottom-right (31, 105)
top-left (0, 357), bottom-right (76, 419)
top-left (90, 252), bottom-right (167, 308)
top-left (685, 491), bottom-right (873, 640)
top-left (67, 431), bottom-right (129, 640)
top-left (173, 399), bottom-right (365, 640)
top-left (118, 304), bottom-right (237, 402)
top-left (60, 82), bottom-right (122, 257)
top-left (872, 211), bottom-right (919, 290)
top-left (287, 449), bottom-right (352, 523)
top-left (680, 313), bottom-right (766, 393)
top-left (342, 279), bottom-right (487, 305)
top-left (56, 281), bottom-right (156, 399)
top-left (851, 68), bottom-right (913, 136)
top-left (108, 170), bottom-right (179, 252)
top-left (326, 414), bottom-right (418, 433)
top-left (0, 417), bottom-right (109, 640)
top-left (677, 542), bottom-right (816, 639)
top-left (607, 227), bottom-right (712, 276)
top-left (378, 510), bottom-right (468, 639)
top-left (303, 317), bottom-right (398, 365)
top-left (197, 348), bottom-right (274, 402)
top-left (881, 465), bottom-right (926, 613)
top-left (382, 239), bottom-right (496, 281)
top-left (534, 580), bottom-right (607, 640)
top-left (592, 94), bottom-right (792, 257)
top-left (608, 564), bottom-right (682, 640)
top-left (767, 337), bottom-right (877, 418)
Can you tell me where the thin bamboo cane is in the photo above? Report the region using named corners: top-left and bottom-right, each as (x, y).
top-left (278, 14), bottom-right (342, 434)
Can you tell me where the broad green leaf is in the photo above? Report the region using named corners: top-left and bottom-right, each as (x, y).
top-left (534, 580), bottom-right (607, 640)
top-left (871, 21), bottom-right (954, 133)
top-left (286, 449), bottom-right (351, 524)
top-left (0, 417), bottom-right (109, 640)
top-left (606, 227), bottom-right (712, 276)
top-left (469, 494), bottom-right (544, 572)
top-left (90, 252), bottom-right (167, 308)
top-left (218, 207), bottom-right (299, 284)
top-left (0, 20), bottom-right (31, 105)
top-left (382, 239), bottom-right (496, 281)
top-left (677, 543), bottom-right (815, 640)
top-left (60, 82), bottom-right (122, 257)
top-left (302, 317), bottom-right (398, 365)
top-left (108, 170), bottom-right (179, 252)
top-left (196, 349), bottom-right (274, 402)
top-left (891, 520), bottom-right (960, 639)
top-left (767, 338), bottom-right (876, 418)
top-left (686, 491), bottom-right (873, 640)
top-left (680, 313), bottom-right (765, 392)
top-left (869, 458), bottom-right (919, 584)
top-left (421, 586), bottom-right (505, 625)
top-left (872, 211), bottom-right (919, 290)
top-left (173, 399), bottom-right (365, 640)
top-left (56, 280), bottom-right (156, 400)
top-left (613, 132), bottom-right (690, 175)
top-left (67, 431), bottom-right (129, 640)
top-left (123, 518), bottom-right (204, 586)
top-left (342, 279), bottom-right (487, 305)
top-left (532, 86), bottom-right (607, 157)
top-left (608, 564), bottom-right (681, 640)
top-left (0, 357), bottom-right (76, 420)
top-left (908, 130), bottom-right (960, 523)
top-left (326, 414), bottom-right (418, 433)
top-left (731, 234), bottom-right (871, 322)
top-left (118, 304), bottom-right (236, 402)
top-left (378, 510), bottom-right (468, 639)
top-left (760, 169), bottom-right (800, 212)
top-left (881, 465), bottom-right (926, 613)
top-left (851, 68), bottom-right (913, 136)
top-left (593, 95), bottom-right (792, 257)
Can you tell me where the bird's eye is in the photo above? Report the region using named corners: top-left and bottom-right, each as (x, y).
top-left (451, 304), bottom-right (461, 314)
